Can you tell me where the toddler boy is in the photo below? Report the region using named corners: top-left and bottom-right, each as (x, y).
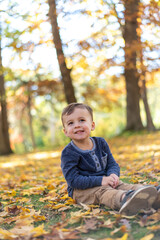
top-left (61, 103), bottom-right (160, 215)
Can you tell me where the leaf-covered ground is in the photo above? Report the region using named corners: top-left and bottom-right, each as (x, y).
top-left (0, 132), bottom-right (160, 240)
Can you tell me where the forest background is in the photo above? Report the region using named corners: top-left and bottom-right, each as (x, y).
top-left (0, 0), bottom-right (160, 155)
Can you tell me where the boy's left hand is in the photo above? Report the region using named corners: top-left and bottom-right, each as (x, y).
top-left (110, 174), bottom-right (119, 188)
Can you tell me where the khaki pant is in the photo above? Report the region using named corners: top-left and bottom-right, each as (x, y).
top-left (73, 181), bottom-right (143, 210)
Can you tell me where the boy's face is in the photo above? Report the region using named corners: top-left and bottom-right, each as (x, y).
top-left (62, 108), bottom-right (95, 143)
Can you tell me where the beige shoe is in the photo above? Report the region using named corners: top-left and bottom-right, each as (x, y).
top-left (119, 186), bottom-right (157, 216)
top-left (152, 186), bottom-right (160, 210)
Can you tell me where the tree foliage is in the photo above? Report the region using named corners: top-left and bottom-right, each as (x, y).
top-left (1, 0), bottom-right (160, 151)
top-left (63, 0), bottom-right (159, 129)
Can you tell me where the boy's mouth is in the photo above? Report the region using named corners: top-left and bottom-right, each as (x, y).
top-left (75, 130), bottom-right (84, 134)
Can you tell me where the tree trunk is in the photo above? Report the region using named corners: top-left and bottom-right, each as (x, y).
top-left (137, 34), bottom-right (156, 131)
top-left (27, 84), bottom-right (36, 149)
top-left (19, 107), bottom-right (28, 152)
top-left (48, 0), bottom-right (77, 104)
top-left (123, 0), bottom-right (143, 130)
top-left (141, 79), bottom-right (156, 131)
top-left (0, 35), bottom-right (12, 155)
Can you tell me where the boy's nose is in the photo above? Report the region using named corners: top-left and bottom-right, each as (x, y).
top-left (74, 121), bottom-right (80, 127)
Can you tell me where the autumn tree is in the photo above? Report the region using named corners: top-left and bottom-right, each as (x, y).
top-left (137, 31), bottom-right (156, 131)
top-left (48, 0), bottom-right (77, 104)
top-left (2, 0), bottom-right (64, 150)
top-left (136, 1), bottom-right (159, 131)
top-left (123, 0), bottom-right (144, 130)
top-left (1, 0), bottom-right (37, 152)
top-left (64, 0), bottom-right (159, 131)
top-left (0, 29), bottom-right (12, 155)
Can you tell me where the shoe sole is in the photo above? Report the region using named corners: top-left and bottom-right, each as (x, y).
top-left (152, 190), bottom-right (160, 210)
top-left (119, 186), bottom-right (157, 216)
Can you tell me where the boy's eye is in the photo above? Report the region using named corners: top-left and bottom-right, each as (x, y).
top-left (80, 119), bottom-right (85, 122)
top-left (68, 122), bottom-right (73, 125)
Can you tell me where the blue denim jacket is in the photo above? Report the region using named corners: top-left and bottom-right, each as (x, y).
top-left (61, 137), bottom-right (120, 198)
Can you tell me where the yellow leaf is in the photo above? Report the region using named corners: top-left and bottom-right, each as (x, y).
top-left (60, 194), bottom-right (69, 200)
top-left (140, 234), bottom-right (154, 240)
top-left (51, 204), bottom-right (66, 209)
top-left (33, 215), bottom-right (46, 221)
top-left (0, 228), bottom-right (17, 240)
top-left (120, 233), bottom-right (128, 240)
top-left (61, 228), bottom-right (71, 232)
top-left (11, 190), bottom-right (17, 197)
top-left (6, 190), bottom-right (17, 197)
top-left (65, 198), bottom-right (76, 204)
top-left (147, 225), bottom-right (160, 231)
top-left (22, 190), bottom-right (31, 196)
top-left (20, 198), bottom-right (30, 203)
top-left (88, 204), bottom-right (100, 208)
top-left (20, 207), bottom-right (31, 213)
top-left (31, 224), bottom-right (47, 237)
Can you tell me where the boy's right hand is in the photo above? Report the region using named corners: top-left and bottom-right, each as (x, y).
top-left (101, 176), bottom-right (117, 188)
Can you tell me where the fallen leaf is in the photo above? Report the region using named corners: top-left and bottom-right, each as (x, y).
top-left (83, 217), bottom-right (99, 230)
top-left (111, 227), bottom-right (121, 236)
top-left (58, 206), bottom-right (71, 212)
top-left (79, 202), bottom-right (90, 210)
top-left (31, 224), bottom-right (48, 237)
top-left (120, 233), bottom-right (128, 240)
top-left (10, 225), bottom-right (34, 236)
top-left (147, 225), bottom-right (160, 231)
top-left (103, 219), bottom-right (115, 228)
top-left (0, 211), bottom-right (8, 217)
top-left (51, 203), bottom-right (67, 209)
top-left (140, 233), bottom-right (154, 240)
top-left (92, 208), bottom-right (101, 215)
top-left (33, 214), bottom-right (46, 221)
top-left (0, 228), bottom-right (17, 240)
top-left (120, 219), bottom-right (131, 230)
top-left (6, 205), bottom-right (21, 215)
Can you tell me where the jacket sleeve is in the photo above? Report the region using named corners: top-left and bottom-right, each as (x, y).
top-left (61, 149), bottom-right (103, 190)
top-left (101, 138), bottom-right (120, 177)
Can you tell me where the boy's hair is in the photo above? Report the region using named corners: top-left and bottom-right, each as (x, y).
top-left (61, 103), bottom-right (93, 124)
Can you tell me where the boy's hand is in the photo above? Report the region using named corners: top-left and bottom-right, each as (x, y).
top-left (101, 174), bottom-right (119, 188)
top-left (110, 174), bottom-right (119, 188)
top-left (101, 175), bottom-right (116, 187)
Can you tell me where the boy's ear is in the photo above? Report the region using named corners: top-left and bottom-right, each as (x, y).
top-left (63, 128), bottom-right (67, 136)
top-left (91, 121), bottom-right (95, 131)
